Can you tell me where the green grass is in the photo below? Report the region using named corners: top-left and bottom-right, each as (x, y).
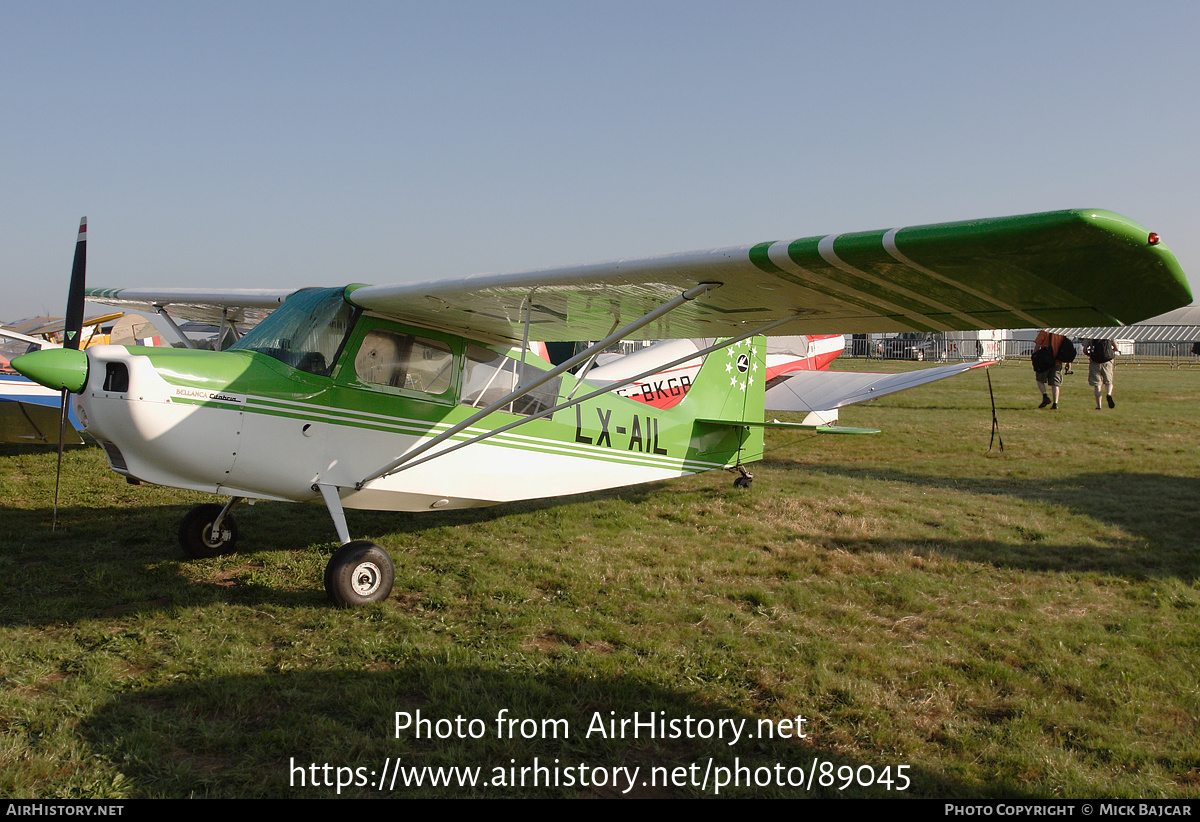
top-left (1, 359), bottom-right (1198, 797)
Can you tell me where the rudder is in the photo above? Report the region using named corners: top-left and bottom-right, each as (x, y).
top-left (676, 337), bottom-right (766, 466)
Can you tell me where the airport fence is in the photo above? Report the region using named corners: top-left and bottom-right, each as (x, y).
top-left (996, 339), bottom-right (1200, 369)
top-left (848, 337), bottom-right (1200, 369)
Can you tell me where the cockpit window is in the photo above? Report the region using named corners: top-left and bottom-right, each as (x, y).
top-left (354, 329), bottom-right (453, 395)
top-left (461, 344), bottom-right (562, 415)
top-left (230, 287), bottom-right (357, 376)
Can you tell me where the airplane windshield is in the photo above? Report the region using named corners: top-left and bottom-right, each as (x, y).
top-left (230, 287), bottom-right (357, 376)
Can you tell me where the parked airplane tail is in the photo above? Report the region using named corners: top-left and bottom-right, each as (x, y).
top-left (672, 336), bottom-right (767, 469)
top-left (588, 334), bottom-right (845, 411)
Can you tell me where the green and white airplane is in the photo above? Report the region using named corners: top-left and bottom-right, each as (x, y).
top-left (14, 210), bottom-right (1191, 606)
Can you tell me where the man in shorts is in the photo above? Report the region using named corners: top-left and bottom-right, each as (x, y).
top-left (1086, 338), bottom-right (1117, 409)
top-left (1033, 331), bottom-right (1066, 409)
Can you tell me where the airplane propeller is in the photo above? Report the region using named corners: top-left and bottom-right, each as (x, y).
top-left (53, 217), bottom-right (88, 529)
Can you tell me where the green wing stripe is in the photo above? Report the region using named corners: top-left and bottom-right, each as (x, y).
top-left (783, 236), bottom-right (946, 330)
top-left (749, 209), bottom-right (1189, 332)
top-left (879, 228), bottom-right (1043, 328)
top-left (748, 243), bottom-right (938, 332)
top-left (821, 233), bottom-right (987, 329)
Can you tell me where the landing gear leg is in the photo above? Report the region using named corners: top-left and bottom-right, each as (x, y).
top-left (179, 497), bottom-right (242, 558)
top-left (730, 465), bottom-right (754, 490)
top-left (314, 483), bottom-right (394, 607)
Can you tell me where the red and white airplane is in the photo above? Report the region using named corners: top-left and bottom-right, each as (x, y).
top-left (575, 333), bottom-right (992, 426)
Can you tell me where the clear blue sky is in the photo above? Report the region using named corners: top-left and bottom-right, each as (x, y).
top-left (4, 1), bottom-right (1197, 321)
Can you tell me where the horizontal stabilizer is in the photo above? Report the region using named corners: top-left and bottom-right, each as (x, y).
top-left (761, 420), bottom-right (880, 434)
top-left (695, 417), bottom-right (881, 434)
top-left (766, 361), bottom-right (995, 413)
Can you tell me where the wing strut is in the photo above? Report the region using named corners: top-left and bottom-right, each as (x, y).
top-left (518, 294), bottom-right (533, 386)
top-left (356, 282), bottom-right (720, 487)
top-left (215, 308), bottom-right (242, 351)
top-left (565, 318), bottom-right (621, 402)
top-left (153, 305), bottom-right (198, 349)
top-left (357, 312), bottom-right (800, 482)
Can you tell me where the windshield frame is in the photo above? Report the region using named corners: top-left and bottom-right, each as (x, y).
top-left (230, 287), bottom-right (359, 377)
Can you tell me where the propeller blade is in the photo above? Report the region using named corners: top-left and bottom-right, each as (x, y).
top-left (64, 218), bottom-right (87, 350)
top-left (54, 217), bottom-right (87, 530)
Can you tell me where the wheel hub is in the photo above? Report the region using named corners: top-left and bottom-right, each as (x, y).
top-left (351, 562), bottom-right (382, 596)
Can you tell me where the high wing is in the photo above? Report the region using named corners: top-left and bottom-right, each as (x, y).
top-left (84, 288), bottom-right (294, 327)
top-left (342, 209), bottom-right (1192, 342)
top-left (82, 210), bottom-right (1191, 345)
top-left (765, 360), bottom-right (995, 414)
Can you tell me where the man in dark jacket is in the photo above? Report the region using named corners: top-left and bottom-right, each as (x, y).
top-left (1033, 331), bottom-right (1066, 409)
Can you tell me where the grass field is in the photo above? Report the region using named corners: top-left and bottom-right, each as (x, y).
top-left (1, 359), bottom-right (1197, 798)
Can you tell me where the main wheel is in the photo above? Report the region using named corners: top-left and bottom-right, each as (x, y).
top-left (325, 541), bottom-right (395, 607)
top-left (179, 503), bottom-right (238, 558)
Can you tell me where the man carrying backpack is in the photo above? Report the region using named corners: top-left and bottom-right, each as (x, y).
top-left (1032, 331), bottom-right (1073, 409)
top-left (1085, 338), bottom-right (1118, 409)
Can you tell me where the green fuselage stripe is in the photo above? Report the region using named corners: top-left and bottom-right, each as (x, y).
top-left (169, 392), bottom-right (728, 473)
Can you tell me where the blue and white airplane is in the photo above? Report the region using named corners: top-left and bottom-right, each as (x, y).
top-left (0, 327), bottom-right (83, 444)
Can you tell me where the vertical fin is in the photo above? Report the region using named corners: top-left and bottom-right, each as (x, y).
top-left (674, 336), bottom-right (766, 466)
top-left (676, 336), bottom-right (766, 424)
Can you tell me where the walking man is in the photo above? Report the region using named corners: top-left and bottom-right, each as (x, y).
top-left (1086, 338), bottom-right (1117, 409)
top-left (1032, 331), bottom-right (1067, 409)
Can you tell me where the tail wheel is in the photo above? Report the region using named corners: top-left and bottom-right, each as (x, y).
top-left (325, 541), bottom-right (395, 607)
top-left (731, 465), bottom-right (754, 489)
top-left (179, 503), bottom-right (238, 558)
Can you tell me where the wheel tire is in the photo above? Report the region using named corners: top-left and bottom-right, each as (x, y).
top-left (733, 475), bottom-right (753, 489)
top-left (179, 503), bottom-right (238, 558)
top-left (325, 541), bottom-right (394, 607)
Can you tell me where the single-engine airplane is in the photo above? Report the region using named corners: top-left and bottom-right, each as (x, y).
top-left (14, 211), bottom-right (1192, 606)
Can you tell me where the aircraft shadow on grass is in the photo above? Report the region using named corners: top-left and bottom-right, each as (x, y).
top-left (77, 665), bottom-right (1026, 798)
top-left (0, 483), bottom-right (669, 626)
top-left (2, 459), bottom-right (1196, 628)
top-left (764, 462), bottom-right (1200, 581)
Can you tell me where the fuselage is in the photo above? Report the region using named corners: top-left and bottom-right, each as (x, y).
top-left (61, 289), bottom-right (761, 512)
